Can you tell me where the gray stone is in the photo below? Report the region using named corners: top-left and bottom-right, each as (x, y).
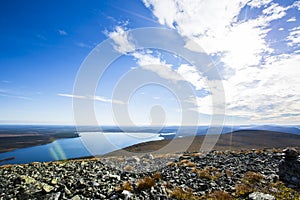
top-left (109, 174), bottom-right (120, 181)
top-left (71, 194), bottom-right (82, 200)
top-left (42, 183), bottom-right (54, 193)
top-left (249, 192), bottom-right (275, 200)
top-left (122, 190), bottom-right (133, 199)
top-left (283, 148), bottom-right (298, 160)
top-left (142, 154), bottom-right (154, 160)
top-left (52, 192), bottom-right (61, 200)
top-left (64, 186), bottom-right (71, 195)
top-left (126, 156), bottom-right (140, 163)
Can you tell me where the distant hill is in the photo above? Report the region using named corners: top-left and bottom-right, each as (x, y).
top-left (106, 130), bottom-right (300, 156)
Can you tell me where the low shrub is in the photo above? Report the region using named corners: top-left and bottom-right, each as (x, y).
top-left (169, 186), bottom-right (199, 200)
top-left (136, 177), bottom-right (155, 191)
top-left (208, 190), bottom-right (233, 200)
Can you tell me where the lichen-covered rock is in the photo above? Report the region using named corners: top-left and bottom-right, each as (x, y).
top-left (42, 183), bottom-right (54, 193)
top-left (249, 192), bottom-right (275, 200)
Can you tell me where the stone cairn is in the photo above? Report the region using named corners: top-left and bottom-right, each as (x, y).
top-left (278, 147), bottom-right (300, 189)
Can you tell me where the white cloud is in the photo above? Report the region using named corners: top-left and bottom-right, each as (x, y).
top-left (176, 64), bottom-right (208, 90)
top-left (57, 93), bottom-right (86, 99)
top-left (184, 39), bottom-right (205, 53)
top-left (132, 51), bottom-right (209, 91)
top-left (262, 3), bottom-right (287, 22)
top-left (287, 26), bottom-right (300, 46)
top-left (222, 53), bottom-right (300, 121)
top-left (143, 0), bottom-right (300, 123)
top-left (132, 51), bottom-right (186, 82)
top-left (292, 1), bottom-right (300, 10)
top-left (93, 96), bottom-right (125, 105)
top-left (0, 88), bottom-right (32, 101)
top-left (107, 27), bottom-right (190, 85)
top-left (143, 0), bottom-right (281, 72)
top-left (194, 53), bottom-right (300, 122)
top-left (57, 93), bottom-right (125, 104)
top-left (143, 0), bottom-right (178, 28)
top-left (247, 0), bottom-right (272, 8)
top-left (107, 26), bottom-right (135, 54)
top-left (58, 29), bottom-right (68, 36)
top-left (219, 20), bottom-right (271, 70)
top-left (287, 17), bottom-right (296, 22)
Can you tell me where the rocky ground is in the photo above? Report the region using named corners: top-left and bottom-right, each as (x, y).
top-left (0, 148), bottom-right (299, 200)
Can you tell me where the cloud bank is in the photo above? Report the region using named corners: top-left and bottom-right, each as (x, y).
top-left (106, 0), bottom-right (300, 124)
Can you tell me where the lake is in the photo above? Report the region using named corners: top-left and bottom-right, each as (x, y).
top-left (0, 132), bottom-right (163, 166)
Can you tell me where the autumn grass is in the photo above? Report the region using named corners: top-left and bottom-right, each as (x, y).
top-left (191, 166), bottom-right (222, 181)
top-left (136, 176), bottom-right (156, 191)
top-left (207, 190), bottom-right (233, 200)
top-left (168, 186), bottom-right (200, 200)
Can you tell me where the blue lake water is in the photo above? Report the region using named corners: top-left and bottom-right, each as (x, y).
top-left (1, 125), bottom-right (299, 166)
top-left (0, 132), bottom-right (163, 166)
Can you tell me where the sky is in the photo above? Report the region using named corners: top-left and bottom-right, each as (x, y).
top-left (0, 0), bottom-right (299, 126)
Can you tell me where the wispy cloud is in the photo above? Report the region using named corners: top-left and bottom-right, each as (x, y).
top-left (58, 29), bottom-right (68, 36)
top-left (106, 26), bottom-right (135, 54)
top-left (287, 26), bottom-right (300, 46)
top-left (1, 80), bottom-right (12, 84)
top-left (0, 89), bottom-right (32, 101)
top-left (93, 96), bottom-right (125, 104)
top-left (107, 26), bottom-right (209, 91)
top-left (57, 93), bottom-right (86, 99)
top-left (36, 34), bottom-right (47, 41)
top-left (287, 17), bottom-right (296, 22)
top-left (57, 93), bottom-right (126, 104)
top-left (75, 42), bottom-right (92, 48)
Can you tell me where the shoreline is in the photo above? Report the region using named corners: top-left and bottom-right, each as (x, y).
top-left (0, 133), bottom-right (79, 154)
top-left (1, 130), bottom-right (300, 165)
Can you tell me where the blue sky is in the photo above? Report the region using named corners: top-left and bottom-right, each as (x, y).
top-left (0, 0), bottom-right (300, 125)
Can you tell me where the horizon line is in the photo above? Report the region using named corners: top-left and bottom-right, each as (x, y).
top-left (0, 123), bottom-right (299, 126)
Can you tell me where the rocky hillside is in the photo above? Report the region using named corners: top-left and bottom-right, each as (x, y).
top-left (0, 148), bottom-right (299, 199)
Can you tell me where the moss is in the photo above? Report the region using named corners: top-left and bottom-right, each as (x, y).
top-left (269, 181), bottom-right (300, 199)
top-left (234, 170), bottom-right (299, 199)
top-left (235, 183), bottom-right (253, 196)
top-left (243, 171), bottom-right (264, 184)
top-left (235, 171), bottom-right (263, 196)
